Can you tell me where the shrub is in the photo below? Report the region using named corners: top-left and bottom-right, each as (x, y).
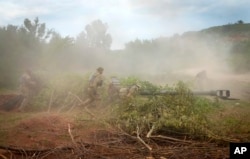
top-left (112, 79), bottom-right (220, 139)
top-left (26, 73), bottom-right (89, 111)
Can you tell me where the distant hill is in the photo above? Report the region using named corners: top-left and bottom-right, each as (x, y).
top-left (200, 23), bottom-right (250, 42)
top-left (182, 23), bottom-right (250, 42)
top-left (174, 23), bottom-right (250, 73)
top-left (201, 23), bottom-right (250, 72)
top-left (201, 23), bottom-right (250, 34)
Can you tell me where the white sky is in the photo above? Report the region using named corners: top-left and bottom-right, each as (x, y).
top-left (0, 0), bottom-right (249, 49)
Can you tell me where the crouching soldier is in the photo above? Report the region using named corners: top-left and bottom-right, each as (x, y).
top-left (119, 84), bottom-right (141, 99)
top-left (107, 76), bottom-right (141, 100)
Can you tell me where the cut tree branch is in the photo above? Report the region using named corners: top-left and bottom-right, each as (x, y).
top-left (68, 92), bottom-right (96, 119)
top-left (136, 125), bottom-right (152, 151)
top-left (146, 124), bottom-right (155, 138)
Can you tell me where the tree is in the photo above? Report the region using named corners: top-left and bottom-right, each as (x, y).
top-left (22, 17), bottom-right (52, 42)
top-left (0, 25), bottom-right (21, 88)
top-left (0, 18), bottom-right (54, 88)
top-left (75, 31), bottom-right (88, 47)
top-left (237, 20), bottom-right (244, 24)
top-left (85, 19), bottom-right (112, 49)
top-left (49, 31), bottom-right (74, 49)
top-left (125, 38), bottom-right (157, 54)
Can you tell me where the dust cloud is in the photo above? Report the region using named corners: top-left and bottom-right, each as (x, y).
top-left (101, 35), bottom-right (248, 100)
top-left (38, 32), bottom-right (249, 101)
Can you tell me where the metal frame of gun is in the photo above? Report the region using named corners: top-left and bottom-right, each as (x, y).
top-left (139, 89), bottom-right (234, 100)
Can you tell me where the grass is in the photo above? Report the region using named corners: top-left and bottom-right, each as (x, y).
top-left (208, 100), bottom-right (250, 141)
top-left (112, 91), bottom-right (250, 142)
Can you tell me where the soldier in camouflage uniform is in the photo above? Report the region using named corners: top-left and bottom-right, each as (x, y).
top-left (108, 77), bottom-right (140, 100)
top-left (119, 84), bottom-right (141, 99)
top-left (18, 69), bottom-right (38, 111)
top-left (83, 67), bottom-right (104, 106)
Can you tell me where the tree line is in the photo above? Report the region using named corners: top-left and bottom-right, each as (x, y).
top-left (0, 17), bottom-right (249, 89)
top-left (0, 18), bottom-right (112, 88)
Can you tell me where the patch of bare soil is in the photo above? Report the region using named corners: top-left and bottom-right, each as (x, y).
top-left (0, 94), bottom-right (23, 111)
top-left (0, 112), bottom-right (102, 158)
top-left (6, 113), bottom-right (73, 148)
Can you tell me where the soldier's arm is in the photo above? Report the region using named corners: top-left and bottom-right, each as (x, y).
top-left (127, 86), bottom-right (138, 97)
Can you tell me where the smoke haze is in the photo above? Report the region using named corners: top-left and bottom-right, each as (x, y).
top-left (42, 31), bottom-right (249, 101)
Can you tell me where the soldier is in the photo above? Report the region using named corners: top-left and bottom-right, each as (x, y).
top-left (18, 69), bottom-right (38, 111)
top-left (83, 67), bottom-right (104, 106)
top-left (119, 84), bottom-right (141, 99)
top-left (107, 76), bottom-right (141, 100)
top-left (107, 76), bottom-right (121, 102)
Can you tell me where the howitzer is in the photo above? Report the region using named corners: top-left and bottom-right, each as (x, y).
top-left (139, 89), bottom-right (232, 99)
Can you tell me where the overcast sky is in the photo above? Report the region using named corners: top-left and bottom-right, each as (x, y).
top-left (1, 0), bottom-right (249, 49)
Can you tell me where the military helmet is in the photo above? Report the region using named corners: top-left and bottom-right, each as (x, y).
top-left (97, 67), bottom-right (104, 72)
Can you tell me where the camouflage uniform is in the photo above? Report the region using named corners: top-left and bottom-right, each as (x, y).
top-left (119, 84), bottom-right (140, 99)
top-left (107, 76), bottom-right (140, 100)
top-left (18, 70), bottom-right (38, 111)
top-left (83, 67), bottom-right (104, 106)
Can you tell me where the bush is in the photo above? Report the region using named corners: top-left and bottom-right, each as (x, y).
top-left (26, 73), bottom-right (89, 111)
top-left (112, 79), bottom-right (220, 139)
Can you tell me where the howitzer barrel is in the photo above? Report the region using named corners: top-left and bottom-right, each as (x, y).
top-left (139, 90), bottom-right (230, 99)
